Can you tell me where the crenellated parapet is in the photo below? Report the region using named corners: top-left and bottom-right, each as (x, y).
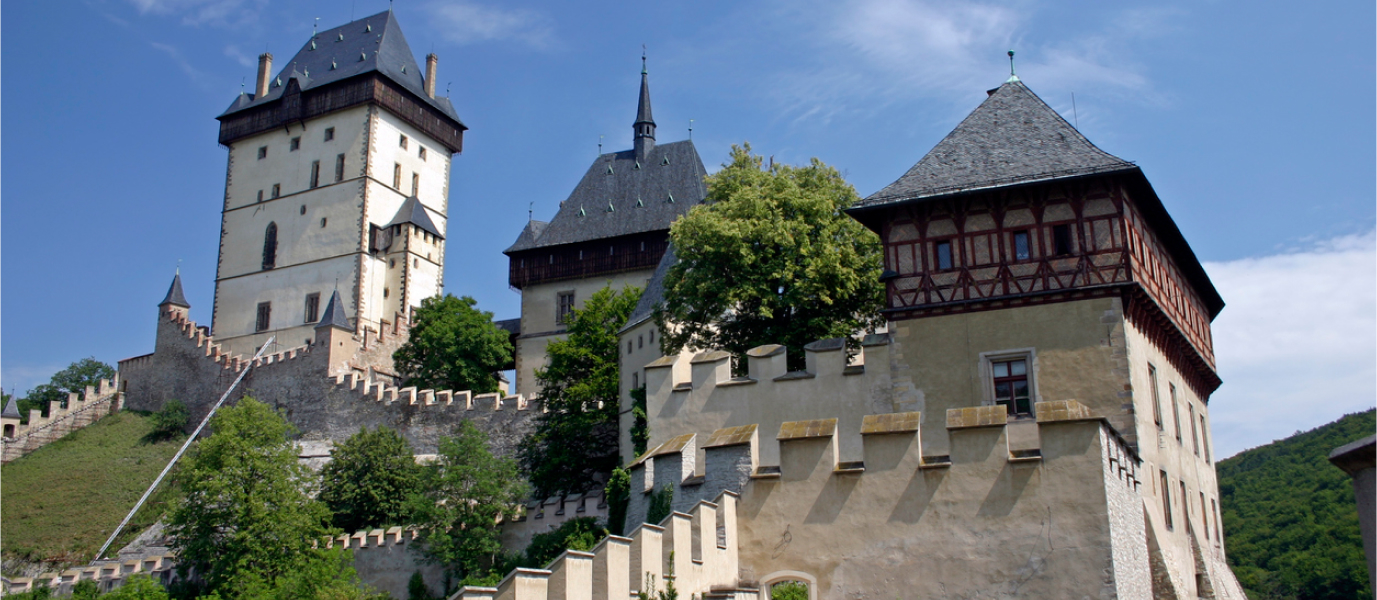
top-left (1, 377), bottom-right (122, 464)
top-left (454, 491), bottom-right (757, 600)
top-left (3, 553), bottom-right (179, 596)
top-left (501, 489), bottom-right (609, 551)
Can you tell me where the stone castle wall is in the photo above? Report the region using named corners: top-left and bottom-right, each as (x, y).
top-left (118, 308), bottom-right (533, 457)
top-left (1, 378), bottom-right (123, 464)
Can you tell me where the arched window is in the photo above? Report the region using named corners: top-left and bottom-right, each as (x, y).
top-left (262, 222), bottom-right (278, 270)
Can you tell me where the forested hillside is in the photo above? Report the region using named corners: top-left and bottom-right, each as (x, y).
top-left (1218, 409), bottom-right (1373, 600)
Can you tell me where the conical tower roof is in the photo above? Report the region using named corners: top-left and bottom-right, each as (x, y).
top-left (635, 59), bottom-right (654, 129)
top-left (160, 273), bottom-right (190, 308)
top-left (2, 396), bottom-right (21, 419)
top-left (314, 290), bottom-right (352, 330)
top-left (386, 196), bottom-right (444, 238)
top-left (856, 79), bottom-right (1135, 208)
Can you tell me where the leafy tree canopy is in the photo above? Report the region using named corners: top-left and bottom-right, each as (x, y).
top-left (1218, 409), bottom-right (1373, 600)
top-left (519, 516), bottom-right (607, 569)
top-left (18, 357), bottom-right (116, 423)
top-left (166, 397), bottom-right (335, 597)
top-left (409, 420), bottom-right (528, 583)
top-left (393, 295), bottom-right (512, 394)
top-left (519, 285), bottom-right (641, 498)
top-left (146, 399), bottom-right (190, 442)
top-left (658, 144), bottom-right (883, 368)
top-left (319, 426), bottom-right (423, 533)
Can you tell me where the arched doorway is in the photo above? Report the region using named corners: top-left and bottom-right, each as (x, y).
top-left (762, 571), bottom-right (816, 600)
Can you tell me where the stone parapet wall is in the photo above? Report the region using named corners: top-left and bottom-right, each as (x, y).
top-left (501, 490), bottom-right (609, 552)
top-left (1, 378), bottom-right (122, 464)
top-left (3, 553), bottom-right (178, 597)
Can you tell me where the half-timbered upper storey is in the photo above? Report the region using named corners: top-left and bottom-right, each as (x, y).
top-left (847, 78), bottom-right (1224, 394)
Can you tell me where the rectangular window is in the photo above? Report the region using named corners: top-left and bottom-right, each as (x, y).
top-left (324, 127), bottom-right (335, 142)
top-left (1160, 471), bottom-right (1173, 530)
top-left (1013, 231), bottom-right (1030, 260)
top-left (992, 358), bottom-right (1031, 416)
top-left (399, 134), bottom-right (408, 149)
top-left (335, 154), bottom-right (345, 182)
top-left (309, 161), bottom-right (321, 189)
top-left (257, 190), bottom-right (264, 203)
top-left (556, 292), bottom-right (575, 326)
top-left (1180, 481), bottom-right (1189, 529)
top-left (1201, 415), bottom-right (1212, 462)
top-left (1212, 499), bottom-right (1221, 542)
top-left (1190, 403), bottom-right (1200, 456)
top-left (935, 240), bottom-right (953, 270)
top-left (1149, 364), bottom-right (1163, 427)
top-left (411, 172), bottom-right (419, 195)
top-left (1200, 491), bottom-right (1209, 540)
top-left (290, 136), bottom-right (301, 151)
top-left (255, 302), bottom-right (272, 332)
top-left (1170, 384), bottom-right (1183, 442)
top-left (257, 146), bottom-right (267, 159)
top-left (393, 163), bottom-right (402, 189)
top-left (1052, 224), bottom-right (1073, 256)
top-left (271, 184), bottom-right (281, 199)
top-left (304, 293), bottom-right (320, 323)
top-left (418, 146), bottom-right (427, 161)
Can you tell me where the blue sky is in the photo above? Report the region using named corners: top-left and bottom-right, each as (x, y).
top-left (2, 0), bottom-right (1373, 458)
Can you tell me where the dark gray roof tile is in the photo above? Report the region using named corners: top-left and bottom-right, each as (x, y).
top-left (160, 273), bottom-right (190, 308)
top-left (315, 290), bottom-right (351, 330)
top-left (387, 196), bottom-right (443, 238)
top-left (621, 243), bottom-right (677, 332)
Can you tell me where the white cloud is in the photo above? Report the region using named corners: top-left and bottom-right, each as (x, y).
top-left (1205, 230), bottom-right (1377, 458)
top-left (125, 0), bottom-right (265, 27)
top-left (423, 1), bottom-right (554, 49)
top-left (151, 42), bottom-right (208, 83)
top-left (223, 44), bottom-right (256, 69)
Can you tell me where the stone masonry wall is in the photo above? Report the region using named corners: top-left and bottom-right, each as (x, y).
top-left (1, 379), bottom-right (123, 464)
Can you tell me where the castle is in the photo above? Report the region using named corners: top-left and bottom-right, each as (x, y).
top-left (5, 12), bottom-right (1251, 600)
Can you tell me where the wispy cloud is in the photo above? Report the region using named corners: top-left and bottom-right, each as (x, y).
top-left (223, 44), bottom-right (256, 68)
top-left (1205, 230), bottom-right (1377, 458)
top-left (125, 0), bottom-right (266, 27)
top-left (749, 0), bottom-right (1181, 123)
top-left (151, 42), bottom-right (213, 88)
top-left (423, 0), bottom-right (555, 49)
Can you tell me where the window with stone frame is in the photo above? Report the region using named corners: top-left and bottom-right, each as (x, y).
top-left (1170, 383), bottom-right (1183, 443)
top-left (393, 163), bottom-right (402, 189)
top-left (310, 160), bottom-right (321, 189)
top-left (1160, 470), bottom-right (1173, 530)
top-left (1201, 415), bottom-right (1212, 462)
top-left (1190, 403), bottom-right (1200, 456)
top-left (411, 172), bottom-right (419, 195)
top-left (1149, 364), bottom-right (1164, 428)
top-left (256, 302), bottom-right (272, 332)
top-left (990, 356), bottom-right (1032, 416)
top-left (556, 291), bottom-right (575, 326)
top-left (335, 154), bottom-right (345, 182)
top-left (304, 292), bottom-right (320, 323)
top-left (399, 134), bottom-right (408, 150)
top-left (418, 146), bottom-right (427, 161)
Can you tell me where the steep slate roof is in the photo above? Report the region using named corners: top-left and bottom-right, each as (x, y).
top-left (849, 77), bottom-right (1224, 317)
top-left (315, 290), bottom-right (352, 330)
top-left (387, 196), bottom-right (443, 238)
top-left (219, 10), bottom-right (461, 124)
top-left (160, 273), bottom-right (190, 308)
top-left (2, 396), bottom-right (21, 419)
top-left (856, 79), bottom-right (1135, 208)
top-left (503, 140), bottom-right (707, 253)
top-left (504, 220), bottom-right (549, 254)
top-left (621, 243), bottom-right (677, 333)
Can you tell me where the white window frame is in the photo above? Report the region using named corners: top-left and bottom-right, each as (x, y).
top-left (978, 348), bottom-right (1041, 417)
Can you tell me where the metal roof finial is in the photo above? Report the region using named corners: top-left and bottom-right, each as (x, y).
top-left (445, 82), bottom-right (451, 96)
top-left (529, 202), bottom-right (534, 222)
top-left (598, 134), bottom-right (603, 155)
top-left (1008, 50), bottom-right (1015, 76)
top-left (641, 44), bottom-right (647, 75)
top-left (689, 119), bottom-right (694, 139)
top-left (313, 17), bottom-right (319, 37)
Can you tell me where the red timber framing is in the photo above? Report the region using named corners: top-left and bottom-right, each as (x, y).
top-left (217, 74), bottom-right (465, 153)
top-left (877, 176), bottom-right (1221, 398)
top-left (507, 231), bottom-right (668, 290)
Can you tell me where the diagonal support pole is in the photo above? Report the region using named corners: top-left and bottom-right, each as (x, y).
top-left (94, 337), bottom-right (275, 561)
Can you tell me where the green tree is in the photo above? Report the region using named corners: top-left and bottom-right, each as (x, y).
top-left (645, 485), bottom-right (674, 527)
top-left (604, 467), bottom-right (632, 536)
top-left (520, 517), bottom-right (607, 569)
top-left (410, 420), bottom-right (528, 582)
top-left (103, 575), bottom-right (171, 600)
top-left (658, 145), bottom-right (884, 368)
top-left (518, 285), bottom-right (641, 498)
top-left (231, 546), bottom-right (383, 600)
top-left (629, 387), bottom-right (650, 457)
top-left (165, 397), bottom-right (335, 597)
top-left (393, 295), bottom-right (512, 394)
top-left (407, 571), bottom-right (437, 600)
top-left (146, 399), bottom-right (190, 442)
top-left (18, 357), bottom-right (116, 423)
top-left (319, 426), bottom-right (423, 533)
top-left (770, 581), bottom-right (809, 600)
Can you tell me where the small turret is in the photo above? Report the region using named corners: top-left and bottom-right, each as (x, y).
top-left (314, 290), bottom-right (358, 371)
top-left (633, 54), bottom-right (655, 160)
top-left (159, 272), bottom-right (190, 319)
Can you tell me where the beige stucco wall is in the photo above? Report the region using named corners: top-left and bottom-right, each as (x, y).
top-left (214, 105), bottom-right (450, 357)
top-left (514, 269), bottom-right (655, 397)
top-left (618, 318), bottom-right (663, 464)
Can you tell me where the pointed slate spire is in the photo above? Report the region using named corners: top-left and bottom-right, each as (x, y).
top-left (2, 396), bottom-right (21, 419)
top-left (314, 290), bottom-right (352, 330)
top-left (633, 53), bottom-right (656, 159)
top-left (386, 196), bottom-right (444, 238)
top-left (160, 273), bottom-right (190, 308)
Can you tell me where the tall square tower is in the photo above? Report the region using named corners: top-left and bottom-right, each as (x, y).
top-left (211, 11), bottom-right (465, 356)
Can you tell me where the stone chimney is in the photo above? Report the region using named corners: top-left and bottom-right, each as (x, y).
top-left (425, 53), bottom-right (438, 98)
top-left (256, 52), bottom-right (273, 98)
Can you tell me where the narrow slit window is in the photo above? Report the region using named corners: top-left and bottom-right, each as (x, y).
top-left (935, 240), bottom-right (953, 270)
top-left (290, 136), bottom-right (301, 151)
top-left (1170, 384), bottom-right (1183, 442)
top-left (393, 163), bottom-right (402, 189)
top-left (1160, 471), bottom-right (1173, 530)
top-left (271, 184), bottom-right (281, 198)
top-left (1013, 230), bottom-right (1031, 260)
top-left (304, 293), bottom-right (320, 323)
top-left (1201, 416), bottom-right (1212, 462)
top-left (255, 301), bottom-right (272, 332)
top-left (411, 173), bottom-right (419, 195)
top-left (324, 127), bottom-right (335, 141)
top-left (257, 190), bottom-right (264, 203)
top-left (261, 222), bottom-right (278, 270)
top-left (1200, 492), bottom-right (1209, 540)
top-left (1190, 403), bottom-right (1200, 455)
top-left (309, 160), bottom-right (321, 188)
top-left (335, 154), bottom-right (345, 182)
top-left (1149, 364), bottom-right (1163, 427)
top-left (1052, 224), bottom-right (1073, 256)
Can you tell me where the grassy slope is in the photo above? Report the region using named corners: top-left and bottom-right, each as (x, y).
top-left (1, 412), bottom-right (183, 568)
top-left (1218, 409), bottom-right (1374, 600)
